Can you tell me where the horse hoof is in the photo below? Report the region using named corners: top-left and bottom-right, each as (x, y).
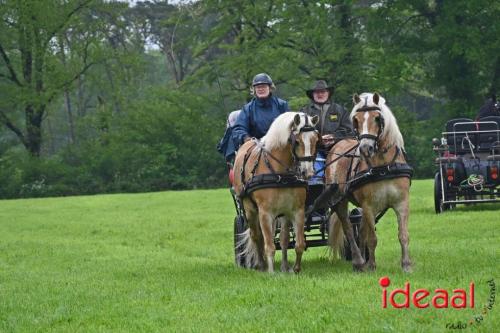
top-left (353, 265), bottom-right (365, 272)
top-left (293, 266), bottom-right (301, 274)
top-left (366, 263), bottom-right (376, 271)
top-left (352, 257), bottom-right (365, 271)
top-left (402, 263), bottom-right (413, 273)
top-left (280, 264), bottom-right (291, 273)
top-left (353, 263), bottom-right (365, 272)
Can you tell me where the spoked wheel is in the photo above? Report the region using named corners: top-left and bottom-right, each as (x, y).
top-left (234, 215), bottom-right (247, 267)
top-left (343, 208), bottom-right (369, 261)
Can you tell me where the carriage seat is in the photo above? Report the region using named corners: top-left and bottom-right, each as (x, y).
top-left (445, 118), bottom-right (477, 155)
top-left (227, 110), bottom-right (241, 128)
top-left (435, 156), bottom-right (459, 164)
top-left (487, 155), bottom-right (500, 161)
top-left (228, 167), bottom-right (235, 185)
top-left (476, 116), bottom-right (500, 152)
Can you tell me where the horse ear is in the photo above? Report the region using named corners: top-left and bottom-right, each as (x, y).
top-left (353, 93), bottom-right (361, 105)
top-left (293, 113), bottom-right (301, 127)
top-left (373, 92), bottom-right (380, 105)
top-left (311, 115), bottom-right (319, 126)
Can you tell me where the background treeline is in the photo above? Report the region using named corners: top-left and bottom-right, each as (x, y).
top-left (0, 0), bottom-right (498, 198)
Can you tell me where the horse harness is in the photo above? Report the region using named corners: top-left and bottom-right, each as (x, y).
top-left (320, 100), bottom-right (414, 211)
top-left (346, 146), bottom-right (413, 192)
top-left (238, 118), bottom-right (318, 199)
top-left (348, 98), bottom-right (413, 190)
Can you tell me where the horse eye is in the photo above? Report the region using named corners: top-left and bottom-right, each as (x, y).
top-left (375, 116), bottom-right (381, 123)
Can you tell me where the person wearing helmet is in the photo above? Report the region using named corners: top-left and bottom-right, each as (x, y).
top-left (232, 73), bottom-right (290, 148)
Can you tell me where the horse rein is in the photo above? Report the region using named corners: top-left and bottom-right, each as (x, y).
top-left (243, 116), bottom-right (320, 181)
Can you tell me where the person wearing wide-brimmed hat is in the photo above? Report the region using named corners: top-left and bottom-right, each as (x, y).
top-left (300, 80), bottom-right (353, 183)
top-left (300, 80), bottom-right (353, 144)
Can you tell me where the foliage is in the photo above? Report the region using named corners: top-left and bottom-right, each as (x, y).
top-left (0, 181), bottom-right (498, 332)
top-left (1, 0), bottom-right (499, 197)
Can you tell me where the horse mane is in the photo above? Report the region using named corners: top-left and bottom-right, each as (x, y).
top-left (261, 112), bottom-right (306, 150)
top-left (350, 93), bottom-right (405, 148)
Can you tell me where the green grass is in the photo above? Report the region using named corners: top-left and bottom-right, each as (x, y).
top-left (0, 180), bottom-right (498, 332)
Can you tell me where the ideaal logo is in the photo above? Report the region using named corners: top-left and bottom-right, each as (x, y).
top-left (379, 277), bottom-right (496, 330)
top-left (379, 276), bottom-right (474, 309)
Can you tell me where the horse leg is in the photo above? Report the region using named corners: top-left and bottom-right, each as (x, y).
top-left (279, 218), bottom-right (292, 272)
top-left (258, 210), bottom-right (276, 273)
top-left (335, 200), bottom-right (365, 271)
top-left (395, 202), bottom-right (412, 273)
top-left (291, 209), bottom-right (305, 273)
top-left (243, 206), bottom-right (265, 270)
top-left (360, 207), bottom-right (377, 271)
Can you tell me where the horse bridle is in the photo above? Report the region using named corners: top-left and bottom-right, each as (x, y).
top-left (289, 115), bottom-right (319, 163)
top-left (353, 99), bottom-right (385, 151)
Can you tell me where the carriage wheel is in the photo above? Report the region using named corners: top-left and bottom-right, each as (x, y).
top-left (434, 172), bottom-right (443, 214)
top-left (234, 215), bottom-right (247, 267)
top-left (434, 172), bottom-right (451, 214)
top-left (343, 208), bottom-right (369, 261)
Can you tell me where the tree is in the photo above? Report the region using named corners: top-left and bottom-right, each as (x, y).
top-left (193, 0), bottom-right (370, 105)
top-left (367, 0), bottom-right (500, 116)
top-left (0, 0), bottom-right (98, 156)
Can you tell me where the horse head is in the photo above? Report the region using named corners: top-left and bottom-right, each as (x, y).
top-left (351, 92), bottom-right (404, 161)
top-left (289, 113), bottom-right (320, 178)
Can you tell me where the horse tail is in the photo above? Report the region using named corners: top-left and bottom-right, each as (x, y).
top-left (237, 228), bottom-right (261, 269)
top-left (328, 213), bottom-right (345, 259)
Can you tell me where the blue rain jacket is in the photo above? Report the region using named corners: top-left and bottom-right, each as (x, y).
top-left (232, 95), bottom-right (289, 148)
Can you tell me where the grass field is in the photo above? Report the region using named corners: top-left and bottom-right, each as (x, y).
top-left (0, 179), bottom-right (498, 332)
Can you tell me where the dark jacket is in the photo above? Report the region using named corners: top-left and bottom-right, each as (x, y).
top-left (217, 126), bottom-right (238, 162)
top-left (232, 95), bottom-right (289, 148)
top-left (300, 100), bottom-right (353, 138)
top-left (477, 98), bottom-right (500, 119)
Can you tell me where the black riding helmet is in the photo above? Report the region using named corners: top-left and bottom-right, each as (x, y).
top-left (252, 73), bottom-right (273, 86)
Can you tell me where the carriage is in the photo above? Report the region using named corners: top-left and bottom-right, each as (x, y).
top-left (221, 110), bottom-right (363, 267)
top-left (231, 173), bottom-right (364, 265)
top-left (432, 116), bottom-right (500, 213)
top-left (223, 93), bottom-right (412, 272)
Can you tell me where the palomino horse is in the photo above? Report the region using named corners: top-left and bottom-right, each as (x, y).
top-left (233, 112), bottom-right (319, 273)
top-left (326, 93), bottom-right (413, 272)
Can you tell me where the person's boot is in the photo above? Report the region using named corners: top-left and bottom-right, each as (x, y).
top-left (306, 183), bottom-right (343, 217)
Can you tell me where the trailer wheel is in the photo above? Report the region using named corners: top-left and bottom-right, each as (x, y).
top-left (434, 172), bottom-right (451, 214)
top-left (234, 215), bottom-right (247, 267)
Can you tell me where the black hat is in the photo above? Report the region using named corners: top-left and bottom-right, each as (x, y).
top-left (306, 80), bottom-right (334, 100)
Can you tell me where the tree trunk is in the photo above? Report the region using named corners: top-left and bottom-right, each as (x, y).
top-left (24, 105), bottom-right (44, 156)
top-left (104, 64), bottom-right (121, 114)
top-left (59, 34), bottom-right (76, 144)
top-left (65, 89), bottom-right (76, 144)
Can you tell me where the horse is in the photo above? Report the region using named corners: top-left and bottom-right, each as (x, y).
top-left (233, 112), bottom-right (320, 273)
top-left (326, 92), bottom-right (413, 272)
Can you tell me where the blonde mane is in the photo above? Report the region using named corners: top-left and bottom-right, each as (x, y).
top-left (261, 112), bottom-right (310, 150)
top-left (350, 93), bottom-right (404, 148)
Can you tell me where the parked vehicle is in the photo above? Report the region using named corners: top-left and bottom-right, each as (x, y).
top-left (432, 117), bottom-right (500, 213)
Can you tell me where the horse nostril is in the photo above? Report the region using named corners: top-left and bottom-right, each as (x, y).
top-left (360, 145), bottom-right (368, 155)
top-left (360, 143), bottom-right (374, 157)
